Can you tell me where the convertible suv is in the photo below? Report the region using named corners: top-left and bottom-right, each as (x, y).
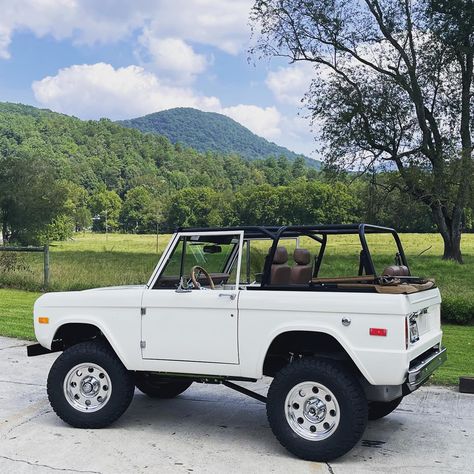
top-left (28, 224), bottom-right (446, 461)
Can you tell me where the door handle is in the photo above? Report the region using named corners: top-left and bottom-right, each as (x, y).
top-left (219, 293), bottom-right (236, 300)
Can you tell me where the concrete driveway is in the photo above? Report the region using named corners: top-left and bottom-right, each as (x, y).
top-left (0, 336), bottom-right (472, 474)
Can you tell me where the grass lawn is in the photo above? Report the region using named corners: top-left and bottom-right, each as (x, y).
top-left (1, 231), bottom-right (474, 296)
top-left (0, 287), bottom-right (471, 385)
top-left (431, 325), bottom-right (474, 385)
top-left (0, 289), bottom-right (39, 340)
top-left (2, 231), bottom-right (474, 322)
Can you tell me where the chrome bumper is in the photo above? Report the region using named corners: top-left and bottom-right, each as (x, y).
top-left (406, 346), bottom-right (447, 390)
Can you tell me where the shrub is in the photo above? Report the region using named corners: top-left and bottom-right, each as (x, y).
top-left (441, 296), bottom-right (474, 325)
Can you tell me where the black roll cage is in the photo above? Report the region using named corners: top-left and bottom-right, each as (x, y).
top-left (176, 223), bottom-right (409, 288)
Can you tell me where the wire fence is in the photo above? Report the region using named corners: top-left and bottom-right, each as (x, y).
top-left (0, 245), bottom-right (49, 289)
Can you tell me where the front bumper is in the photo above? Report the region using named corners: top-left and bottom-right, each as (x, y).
top-left (406, 346), bottom-right (447, 391)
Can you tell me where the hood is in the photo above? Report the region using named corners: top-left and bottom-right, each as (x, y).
top-left (81, 285), bottom-right (147, 292)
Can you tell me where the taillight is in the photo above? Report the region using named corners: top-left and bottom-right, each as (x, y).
top-left (369, 327), bottom-right (387, 337)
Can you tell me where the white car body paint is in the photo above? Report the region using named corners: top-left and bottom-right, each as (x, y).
top-left (33, 230), bottom-right (443, 386)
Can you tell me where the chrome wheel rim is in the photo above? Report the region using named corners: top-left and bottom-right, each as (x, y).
top-left (285, 381), bottom-right (340, 441)
top-left (63, 363), bottom-right (112, 412)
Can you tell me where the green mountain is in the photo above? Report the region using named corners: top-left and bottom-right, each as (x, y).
top-left (0, 101), bottom-right (325, 240)
top-left (118, 107), bottom-right (320, 168)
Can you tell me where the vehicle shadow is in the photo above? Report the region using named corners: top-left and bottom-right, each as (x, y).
top-left (115, 384), bottom-right (280, 452)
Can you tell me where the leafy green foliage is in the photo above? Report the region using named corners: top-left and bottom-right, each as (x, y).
top-left (88, 188), bottom-right (122, 232)
top-left (120, 186), bottom-right (159, 233)
top-left (0, 102), bottom-right (330, 243)
top-left (0, 154), bottom-right (70, 244)
top-left (0, 101), bottom-right (445, 244)
top-left (119, 107), bottom-right (320, 167)
top-left (250, 0), bottom-right (474, 262)
top-left (442, 296), bottom-right (474, 325)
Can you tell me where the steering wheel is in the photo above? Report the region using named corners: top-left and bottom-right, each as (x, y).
top-left (190, 265), bottom-right (215, 290)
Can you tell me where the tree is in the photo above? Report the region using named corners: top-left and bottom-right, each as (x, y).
top-left (120, 186), bottom-right (157, 233)
top-left (234, 180), bottom-right (357, 226)
top-left (88, 188), bottom-right (122, 232)
top-left (0, 155), bottom-right (70, 244)
top-left (164, 187), bottom-right (232, 230)
top-left (63, 182), bottom-right (92, 232)
top-left (250, 0), bottom-right (474, 261)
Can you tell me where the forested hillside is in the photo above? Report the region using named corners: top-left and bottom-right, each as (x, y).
top-left (118, 107), bottom-right (320, 167)
top-left (0, 102), bottom-right (436, 245)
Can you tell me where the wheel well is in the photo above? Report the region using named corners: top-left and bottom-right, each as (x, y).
top-left (263, 331), bottom-right (362, 378)
top-left (53, 323), bottom-right (106, 349)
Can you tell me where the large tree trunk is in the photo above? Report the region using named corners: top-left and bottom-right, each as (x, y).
top-left (431, 204), bottom-right (463, 263)
top-left (441, 227), bottom-right (463, 262)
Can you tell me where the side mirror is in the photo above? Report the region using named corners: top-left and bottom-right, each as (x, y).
top-left (203, 244), bottom-right (222, 254)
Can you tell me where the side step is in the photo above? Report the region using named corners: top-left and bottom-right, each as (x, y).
top-left (222, 381), bottom-right (267, 403)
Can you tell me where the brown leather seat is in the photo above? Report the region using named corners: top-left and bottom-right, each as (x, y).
top-left (270, 246), bottom-right (291, 285)
top-left (290, 248), bottom-right (313, 284)
top-left (382, 265), bottom-right (409, 277)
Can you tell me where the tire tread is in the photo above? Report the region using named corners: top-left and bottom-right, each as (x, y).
top-left (267, 357), bottom-right (368, 461)
top-left (47, 341), bottom-right (134, 429)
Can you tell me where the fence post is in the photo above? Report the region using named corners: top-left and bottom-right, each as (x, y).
top-left (43, 244), bottom-right (50, 289)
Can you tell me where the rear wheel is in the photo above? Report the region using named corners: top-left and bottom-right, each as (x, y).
top-left (267, 357), bottom-right (367, 461)
top-left (368, 396), bottom-right (403, 420)
top-left (47, 341), bottom-right (135, 428)
top-left (134, 372), bottom-right (193, 398)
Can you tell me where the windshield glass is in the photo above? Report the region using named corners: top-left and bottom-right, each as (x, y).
top-left (154, 234), bottom-right (240, 289)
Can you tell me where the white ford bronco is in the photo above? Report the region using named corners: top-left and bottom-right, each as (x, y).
top-left (28, 224), bottom-right (446, 461)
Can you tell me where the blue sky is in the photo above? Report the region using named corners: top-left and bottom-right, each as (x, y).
top-left (0, 0), bottom-right (317, 157)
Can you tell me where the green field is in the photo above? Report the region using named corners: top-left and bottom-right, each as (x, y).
top-left (0, 289), bottom-right (39, 339)
top-left (0, 232), bottom-right (473, 385)
top-left (1, 232), bottom-right (474, 322)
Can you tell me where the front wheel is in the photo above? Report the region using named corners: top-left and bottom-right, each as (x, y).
top-left (267, 358), bottom-right (368, 461)
top-left (47, 341), bottom-right (135, 428)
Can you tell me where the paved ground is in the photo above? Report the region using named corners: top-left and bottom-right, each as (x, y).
top-left (0, 336), bottom-right (472, 474)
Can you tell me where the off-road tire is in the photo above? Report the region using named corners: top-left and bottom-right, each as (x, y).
top-left (134, 372), bottom-right (193, 398)
top-left (47, 341), bottom-right (134, 428)
top-left (267, 357), bottom-right (368, 461)
top-left (368, 396), bottom-right (403, 420)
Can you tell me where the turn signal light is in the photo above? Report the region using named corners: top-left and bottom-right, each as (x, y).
top-left (38, 317), bottom-right (49, 324)
top-left (369, 327), bottom-right (387, 337)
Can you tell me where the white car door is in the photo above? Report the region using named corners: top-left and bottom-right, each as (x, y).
top-left (141, 231), bottom-right (243, 364)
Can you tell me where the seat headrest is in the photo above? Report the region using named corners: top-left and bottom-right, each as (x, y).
top-left (294, 248), bottom-right (310, 265)
top-left (383, 265), bottom-right (409, 276)
top-left (272, 246), bottom-right (288, 264)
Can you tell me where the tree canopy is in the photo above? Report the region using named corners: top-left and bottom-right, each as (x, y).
top-left (0, 101), bottom-right (448, 246)
top-left (250, 0), bottom-right (474, 262)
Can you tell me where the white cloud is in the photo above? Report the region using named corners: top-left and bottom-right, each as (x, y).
top-left (0, 25), bottom-right (11, 59)
top-left (137, 33), bottom-right (208, 83)
top-left (0, 0), bottom-right (253, 59)
top-left (143, 0), bottom-right (253, 55)
top-left (32, 63), bottom-right (220, 120)
top-left (222, 105), bottom-right (282, 140)
top-left (0, 0), bottom-right (148, 58)
top-left (266, 63), bottom-right (314, 106)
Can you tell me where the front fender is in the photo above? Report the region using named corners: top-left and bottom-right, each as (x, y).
top-left (35, 314), bottom-right (131, 369)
